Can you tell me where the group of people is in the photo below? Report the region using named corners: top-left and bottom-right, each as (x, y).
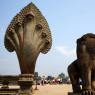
top-left (37, 77), bottom-right (66, 85)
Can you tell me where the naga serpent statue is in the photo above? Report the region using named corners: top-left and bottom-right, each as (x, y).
top-left (68, 33), bottom-right (95, 95)
top-left (4, 2), bottom-right (52, 74)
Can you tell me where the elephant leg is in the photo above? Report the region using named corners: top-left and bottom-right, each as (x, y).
top-left (68, 61), bottom-right (81, 93)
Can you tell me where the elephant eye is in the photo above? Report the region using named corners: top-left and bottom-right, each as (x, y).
top-left (36, 24), bottom-right (42, 30)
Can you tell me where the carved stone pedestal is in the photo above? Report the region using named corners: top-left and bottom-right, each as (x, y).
top-left (18, 74), bottom-right (33, 95)
top-left (68, 92), bottom-right (81, 95)
top-left (68, 92), bottom-right (95, 95)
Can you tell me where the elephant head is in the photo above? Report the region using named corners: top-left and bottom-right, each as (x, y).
top-left (4, 2), bottom-right (52, 74)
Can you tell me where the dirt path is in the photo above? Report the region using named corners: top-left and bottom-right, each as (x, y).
top-left (33, 84), bottom-right (72, 95)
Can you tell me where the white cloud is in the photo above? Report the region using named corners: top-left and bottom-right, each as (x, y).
top-left (56, 46), bottom-right (76, 57)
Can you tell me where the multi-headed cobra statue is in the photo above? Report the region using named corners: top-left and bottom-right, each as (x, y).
top-left (4, 2), bottom-right (52, 74)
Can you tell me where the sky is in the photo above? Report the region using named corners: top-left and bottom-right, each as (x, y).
top-left (0, 0), bottom-right (95, 76)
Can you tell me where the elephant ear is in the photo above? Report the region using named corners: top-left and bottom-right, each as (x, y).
top-left (4, 2), bottom-right (52, 54)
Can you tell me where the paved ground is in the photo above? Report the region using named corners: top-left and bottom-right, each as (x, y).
top-left (33, 84), bottom-right (72, 95)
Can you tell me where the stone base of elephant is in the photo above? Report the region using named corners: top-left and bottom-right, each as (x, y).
top-left (68, 92), bottom-right (95, 95)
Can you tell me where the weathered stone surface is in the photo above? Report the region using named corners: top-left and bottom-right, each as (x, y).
top-left (4, 2), bottom-right (52, 74)
top-left (68, 92), bottom-right (81, 95)
top-left (68, 92), bottom-right (95, 95)
top-left (0, 75), bottom-right (19, 95)
top-left (2, 2), bottom-right (52, 94)
top-left (68, 33), bottom-right (95, 94)
top-left (18, 74), bottom-right (33, 95)
top-left (0, 89), bottom-right (19, 95)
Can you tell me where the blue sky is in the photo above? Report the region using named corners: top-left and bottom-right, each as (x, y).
top-left (0, 0), bottom-right (95, 76)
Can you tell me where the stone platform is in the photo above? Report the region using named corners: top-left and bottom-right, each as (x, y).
top-left (0, 75), bottom-right (19, 95)
top-left (68, 92), bottom-right (81, 95)
top-left (0, 88), bottom-right (19, 95)
top-left (68, 92), bottom-right (95, 95)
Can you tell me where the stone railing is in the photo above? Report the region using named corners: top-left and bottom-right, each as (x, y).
top-left (0, 74), bottom-right (33, 95)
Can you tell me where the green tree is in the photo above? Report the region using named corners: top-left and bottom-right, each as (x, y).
top-left (58, 73), bottom-right (65, 79)
top-left (47, 76), bottom-right (54, 80)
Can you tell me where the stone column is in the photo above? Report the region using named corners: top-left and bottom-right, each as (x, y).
top-left (18, 74), bottom-right (33, 95)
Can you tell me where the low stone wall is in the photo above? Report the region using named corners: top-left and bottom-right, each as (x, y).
top-left (0, 74), bottom-right (33, 95)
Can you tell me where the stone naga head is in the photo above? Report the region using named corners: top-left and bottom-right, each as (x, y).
top-left (4, 3), bottom-right (52, 74)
